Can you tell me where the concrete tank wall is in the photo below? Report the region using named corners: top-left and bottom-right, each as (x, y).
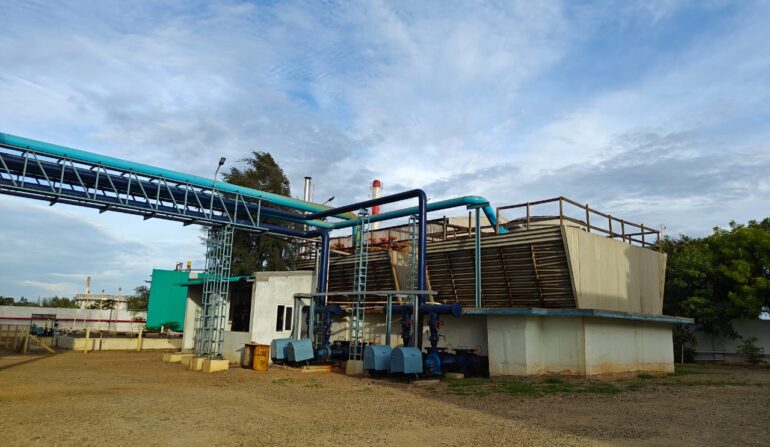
top-left (583, 319), bottom-right (673, 375)
top-left (487, 315), bottom-right (585, 376)
top-left (486, 315), bottom-right (674, 377)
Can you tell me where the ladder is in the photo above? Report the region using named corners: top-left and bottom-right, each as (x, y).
top-left (349, 210), bottom-right (370, 361)
top-left (195, 225), bottom-right (234, 358)
top-left (407, 215), bottom-right (419, 291)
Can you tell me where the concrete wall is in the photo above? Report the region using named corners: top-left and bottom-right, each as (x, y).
top-left (562, 226), bottom-right (666, 315)
top-left (248, 271), bottom-right (314, 345)
top-left (54, 335), bottom-right (181, 351)
top-left (181, 285), bottom-right (202, 351)
top-left (0, 305), bottom-right (145, 332)
top-left (486, 315), bottom-right (674, 376)
top-left (694, 319), bottom-right (770, 363)
top-left (583, 319), bottom-right (673, 375)
top-left (487, 315), bottom-right (585, 376)
top-left (222, 331), bottom-right (251, 364)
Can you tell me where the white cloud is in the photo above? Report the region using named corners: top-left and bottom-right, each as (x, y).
top-left (0, 0), bottom-right (769, 297)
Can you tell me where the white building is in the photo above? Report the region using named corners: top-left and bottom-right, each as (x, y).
top-left (74, 293), bottom-right (129, 310)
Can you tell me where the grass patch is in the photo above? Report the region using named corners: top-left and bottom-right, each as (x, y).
top-left (637, 373), bottom-right (655, 380)
top-left (444, 377), bottom-right (619, 397)
top-left (663, 380), bottom-right (743, 387)
top-left (670, 365), bottom-right (730, 376)
top-left (446, 378), bottom-right (493, 396)
top-left (271, 377), bottom-right (295, 385)
top-left (495, 380), bottom-right (540, 396)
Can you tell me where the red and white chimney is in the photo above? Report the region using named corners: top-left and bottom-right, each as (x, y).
top-left (85, 276), bottom-right (91, 295)
top-left (371, 179), bottom-right (382, 229)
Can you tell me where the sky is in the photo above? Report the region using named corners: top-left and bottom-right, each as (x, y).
top-left (0, 0), bottom-right (768, 299)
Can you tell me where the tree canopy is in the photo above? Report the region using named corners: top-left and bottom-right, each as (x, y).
top-left (127, 285), bottom-right (150, 312)
top-left (663, 218), bottom-right (770, 336)
top-left (221, 151), bottom-right (297, 275)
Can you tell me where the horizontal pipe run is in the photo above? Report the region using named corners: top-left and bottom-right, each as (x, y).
top-left (0, 132), bottom-right (357, 220)
top-left (326, 196), bottom-right (508, 234)
top-left (0, 151), bottom-right (335, 229)
top-left (390, 302), bottom-right (463, 318)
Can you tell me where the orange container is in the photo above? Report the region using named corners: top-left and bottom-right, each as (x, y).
top-left (252, 344), bottom-right (270, 371)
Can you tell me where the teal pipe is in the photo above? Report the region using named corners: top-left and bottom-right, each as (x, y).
top-left (0, 132), bottom-right (355, 222)
top-left (328, 196), bottom-right (508, 234)
top-left (0, 132), bottom-right (506, 233)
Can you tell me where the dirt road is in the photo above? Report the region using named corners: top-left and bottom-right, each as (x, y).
top-left (0, 351), bottom-right (767, 446)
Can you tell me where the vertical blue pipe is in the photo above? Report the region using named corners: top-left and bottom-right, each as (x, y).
top-left (316, 230), bottom-right (330, 294)
top-left (475, 207), bottom-right (482, 308)
top-left (417, 190), bottom-right (427, 298)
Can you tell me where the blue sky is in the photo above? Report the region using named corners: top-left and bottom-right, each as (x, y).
top-left (1, 0), bottom-right (769, 299)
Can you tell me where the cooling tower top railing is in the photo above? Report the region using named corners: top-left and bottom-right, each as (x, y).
top-left (496, 196), bottom-right (660, 248)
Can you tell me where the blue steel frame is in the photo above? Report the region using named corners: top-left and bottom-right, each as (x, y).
top-left (0, 143), bottom-right (269, 232)
top-left (0, 133), bottom-right (510, 356)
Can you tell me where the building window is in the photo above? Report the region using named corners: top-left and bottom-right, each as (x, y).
top-left (284, 306), bottom-right (293, 332)
top-left (275, 305), bottom-right (285, 331)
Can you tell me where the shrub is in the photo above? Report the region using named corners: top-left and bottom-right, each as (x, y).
top-left (737, 336), bottom-right (764, 364)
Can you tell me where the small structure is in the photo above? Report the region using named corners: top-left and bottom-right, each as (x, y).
top-left (73, 293), bottom-right (128, 310)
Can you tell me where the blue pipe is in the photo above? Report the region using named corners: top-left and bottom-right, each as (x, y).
top-left (259, 223), bottom-right (330, 294)
top-left (0, 151), bottom-right (336, 229)
top-left (306, 189), bottom-right (428, 293)
top-left (326, 196), bottom-right (507, 234)
top-left (1, 135), bottom-right (506, 234)
top-left (0, 132), bottom-right (357, 221)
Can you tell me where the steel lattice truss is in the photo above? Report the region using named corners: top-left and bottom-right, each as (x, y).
top-left (0, 143), bottom-right (266, 232)
top-left (194, 225), bottom-right (234, 358)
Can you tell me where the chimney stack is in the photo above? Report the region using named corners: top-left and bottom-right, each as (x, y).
top-left (371, 180), bottom-right (382, 230)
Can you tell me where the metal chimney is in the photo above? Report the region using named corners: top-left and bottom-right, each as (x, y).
top-left (85, 276), bottom-right (91, 295)
top-left (371, 179), bottom-right (382, 229)
top-left (303, 177), bottom-right (313, 202)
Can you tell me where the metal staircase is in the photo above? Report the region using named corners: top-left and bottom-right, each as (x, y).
top-left (195, 225), bottom-right (234, 358)
top-left (349, 209), bottom-right (370, 362)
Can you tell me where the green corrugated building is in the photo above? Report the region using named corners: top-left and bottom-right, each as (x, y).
top-left (146, 269), bottom-right (190, 331)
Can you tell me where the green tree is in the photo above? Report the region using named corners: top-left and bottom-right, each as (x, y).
top-left (127, 285), bottom-right (150, 312)
top-left (0, 296), bottom-right (14, 305)
top-left (220, 151), bottom-right (297, 275)
top-left (13, 297), bottom-right (40, 307)
top-left (41, 296), bottom-right (78, 308)
top-left (663, 218), bottom-right (770, 336)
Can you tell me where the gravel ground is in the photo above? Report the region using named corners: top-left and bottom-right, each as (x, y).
top-left (0, 351), bottom-right (767, 447)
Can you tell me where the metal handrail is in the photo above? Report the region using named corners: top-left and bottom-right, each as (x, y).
top-left (495, 196), bottom-right (660, 249)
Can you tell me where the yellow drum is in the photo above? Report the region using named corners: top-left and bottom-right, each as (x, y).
top-left (252, 344), bottom-right (270, 371)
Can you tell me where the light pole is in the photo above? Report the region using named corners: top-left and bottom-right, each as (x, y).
top-left (214, 157), bottom-right (226, 182)
top-left (209, 157), bottom-right (226, 218)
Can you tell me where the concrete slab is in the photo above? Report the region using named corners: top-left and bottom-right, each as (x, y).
top-left (164, 353), bottom-right (185, 363)
top-left (410, 379), bottom-right (441, 387)
top-left (189, 357), bottom-right (205, 371)
top-left (345, 360), bottom-right (364, 376)
top-left (179, 354), bottom-right (194, 367)
top-left (301, 365), bottom-right (333, 373)
top-left (202, 359), bottom-right (229, 373)
top-left (444, 372), bottom-right (465, 380)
